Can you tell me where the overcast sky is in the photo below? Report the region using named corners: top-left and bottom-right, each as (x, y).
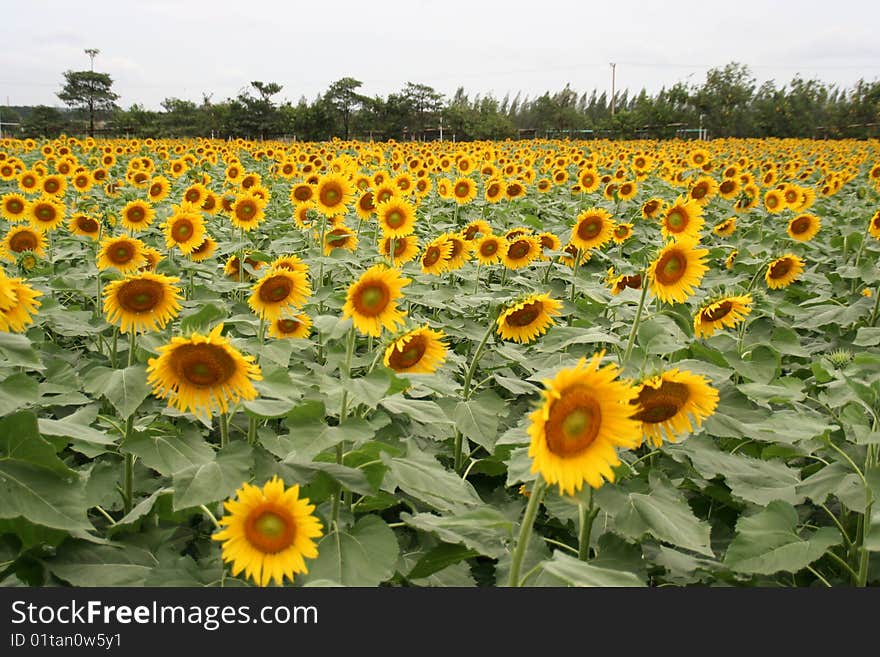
top-left (2, 0), bottom-right (879, 110)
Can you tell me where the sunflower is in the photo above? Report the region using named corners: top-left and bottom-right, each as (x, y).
top-left (713, 217), bottom-right (737, 237)
top-left (506, 181), bottom-right (526, 199)
top-left (694, 294), bottom-right (752, 338)
top-left (66, 213), bottom-right (101, 240)
top-left (571, 208), bottom-right (614, 251)
top-left (271, 255), bottom-right (309, 275)
top-left (97, 235), bottom-right (146, 273)
top-left (248, 268), bottom-right (311, 320)
top-left (376, 197), bottom-right (416, 238)
top-left (630, 369), bottom-right (719, 447)
top-left (765, 254), bottom-right (805, 289)
top-left (484, 179), bottom-right (505, 203)
top-left (383, 325), bottom-right (448, 374)
top-left (463, 219), bottom-right (492, 241)
top-left (323, 224), bottom-right (359, 255)
top-left (451, 177), bottom-right (477, 204)
top-left (528, 352), bottom-right (642, 495)
top-left (189, 236), bottom-right (218, 262)
top-left (420, 238), bottom-right (453, 275)
top-left (28, 196), bottom-right (65, 232)
top-left (606, 267), bottom-right (642, 296)
top-left (1, 193), bottom-right (29, 222)
top-left (182, 183), bottom-right (208, 207)
top-left (103, 272), bottom-right (183, 334)
top-left (379, 234), bottom-right (419, 265)
top-left (3, 226), bottom-right (46, 261)
top-left (497, 293), bottom-right (562, 344)
top-left (314, 173), bottom-right (353, 217)
top-left (268, 313), bottom-right (312, 340)
top-left (764, 189), bottom-right (785, 214)
top-left (120, 200), bottom-right (155, 232)
top-left (725, 250), bottom-right (738, 270)
top-left (717, 177), bottom-right (740, 200)
top-left (871, 210), bottom-right (880, 240)
top-left (641, 197), bottom-right (665, 220)
top-left (578, 169), bottom-right (601, 193)
top-left (147, 323), bottom-right (262, 418)
top-left (688, 176), bottom-right (717, 205)
top-left (292, 202), bottom-right (317, 229)
top-left (661, 196), bottom-right (704, 240)
top-left (474, 235), bottom-right (506, 265)
top-left (0, 276), bottom-right (42, 333)
top-left (147, 176), bottom-right (171, 202)
top-left (17, 170), bottom-right (41, 194)
top-left (617, 180), bottom-right (638, 201)
top-left (290, 181), bottom-right (316, 205)
top-left (0, 270), bottom-right (16, 310)
top-left (647, 237), bottom-right (709, 304)
top-left (164, 211), bottom-right (206, 254)
top-left (41, 174), bottom-right (66, 196)
top-left (224, 255), bottom-right (264, 281)
top-left (140, 246), bottom-right (163, 272)
top-left (439, 232), bottom-right (470, 271)
top-left (212, 476), bottom-right (322, 587)
top-left (230, 193), bottom-right (267, 231)
top-left (355, 190), bottom-right (376, 219)
top-left (502, 235), bottom-right (540, 270)
top-left (787, 213), bottom-right (820, 242)
top-left (343, 265), bottom-right (411, 337)
top-left (611, 223), bottom-right (633, 244)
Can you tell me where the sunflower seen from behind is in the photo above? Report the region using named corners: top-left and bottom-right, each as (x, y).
top-left (630, 369), bottom-right (719, 447)
top-left (528, 352), bottom-right (642, 495)
top-left (343, 264), bottom-right (411, 337)
top-left (213, 476), bottom-right (323, 587)
top-left (103, 272), bottom-right (183, 334)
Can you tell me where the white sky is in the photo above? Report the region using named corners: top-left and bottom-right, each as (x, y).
top-left (2, 0), bottom-right (879, 110)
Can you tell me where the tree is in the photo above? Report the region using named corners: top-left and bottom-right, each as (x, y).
top-left (325, 77), bottom-right (366, 139)
top-left (57, 70), bottom-right (119, 137)
top-left (20, 106), bottom-right (68, 138)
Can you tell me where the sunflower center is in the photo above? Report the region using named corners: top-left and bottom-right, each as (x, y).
top-left (386, 210), bottom-right (404, 228)
top-left (423, 246), bottom-right (441, 267)
top-left (359, 192), bottom-right (375, 211)
top-left (614, 226), bottom-right (628, 238)
top-left (487, 184), bottom-right (500, 197)
top-left (236, 201), bottom-right (256, 220)
top-left (632, 380), bottom-right (690, 424)
top-left (692, 185), bottom-right (707, 200)
top-left (185, 190), bottom-right (200, 202)
top-left (767, 195), bottom-right (779, 208)
top-left (666, 209), bottom-right (687, 231)
top-left (720, 180), bottom-right (735, 194)
top-left (701, 300), bottom-right (733, 322)
top-left (769, 259), bottom-right (792, 278)
top-left (480, 241), bottom-right (498, 256)
top-left (110, 244), bottom-right (135, 263)
top-left (150, 183), bottom-right (163, 197)
top-left (505, 301), bottom-right (541, 327)
top-left (790, 216), bottom-right (810, 234)
top-left (355, 284), bottom-right (389, 315)
top-left (577, 217), bottom-right (602, 240)
top-left (454, 182), bottom-right (470, 197)
top-left (259, 276), bottom-right (292, 303)
top-left (278, 318), bottom-right (301, 333)
top-left (127, 207), bottom-right (145, 222)
top-left (36, 205), bottom-right (55, 221)
top-left (9, 231), bottom-right (37, 252)
top-left (175, 343), bottom-right (237, 386)
top-left (171, 219), bottom-right (193, 242)
top-left (545, 388), bottom-right (602, 457)
top-left (655, 250), bottom-right (686, 285)
top-left (320, 185), bottom-right (341, 206)
top-left (77, 217), bottom-right (99, 233)
top-left (244, 505), bottom-right (296, 554)
top-left (7, 199), bottom-right (23, 213)
top-left (508, 239), bottom-right (530, 260)
top-left (388, 335), bottom-right (427, 370)
top-left (118, 279), bottom-right (163, 312)
top-left (45, 180), bottom-right (59, 193)
top-left (326, 229), bottom-right (350, 247)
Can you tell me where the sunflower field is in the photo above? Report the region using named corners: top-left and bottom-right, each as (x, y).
top-left (1, 136), bottom-right (879, 589)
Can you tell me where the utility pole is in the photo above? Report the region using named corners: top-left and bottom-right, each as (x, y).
top-left (84, 48), bottom-right (100, 137)
top-left (439, 115), bottom-right (443, 141)
top-left (610, 63), bottom-right (616, 116)
top-left (85, 48), bottom-right (99, 71)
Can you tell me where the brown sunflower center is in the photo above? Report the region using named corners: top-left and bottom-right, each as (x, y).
top-left (244, 504), bottom-right (296, 554)
top-left (320, 184), bottom-right (342, 207)
top-left (644, 200), bottom-right (659, 215)
top-left (9, 230), bottom-right (37, 252)
top-left (109, 242), bottom-right (136, 264)
top-left (769, 259), bottom-right (792, 278)
top-left (76, 216), bottom-right (99, 233)
top-left (127, 206), bottom-right (146, 223)
top-left (174, 343), bottom-right (237, 387)
top-left (487, 183), bottom-right (501, 197)
top-left (277, 318), bottom-right (301, 333)
top-left (6, 199), bottom-right (24, 213)
top-left (259, 276), bottom-right (293, 303)
top-left (454, 182), bottom-right (470, 198)
top-left (386, 209), bottom-right (405, 228)
top-left (448, 239), bottom-right (463, 259)
top-left (790, 216), bottom-right (811, 234)
top-left (654, 249), bottom-right (687, 285)
top-left (701, 300), bottom-right (733, 322)
top-left (423, 246), bottom-right (441, 267)
top-left (149, 183), bottom-right (164, 197)
top-left (235, 201), bottom-right (257, 221)
top-left (358, 192), bottom-right (375, 212)
top-left (354, 283), bottom-right (390, 316)
top-left (667, 209), bottom-right (688, 231)
top-left (545, 387), bottom-right (602, 457)
top-left (118, 279), bottom-right (163, 312)
top-left (293, 186), bottom-right (312, 202)
top-left (767, 194), bottom-right (779, 208)
top-left (171, 219), bottom-right (194, 242)
top-left (508, 239), bottom-right (530, 260)
top-left (692, 184), bottom-right (707, 200)
top-left (720, 180), bottom-right (736, 194)
top-left (614, 226), bottom-right (629, 238)
top-left (631, 380), bottom-right (690, 424)
top-left (326, 229), bottom-right (350, 247)
top-left (505, 301), bottom-right (541, 327)
top-left (388, 335), bottom-right (427, 370)
top-left (577, 217), bottom-right (602, 240)
top-left (479, 240), bottom-right (498, 257)
top-left (44, 180), bottom-right (60, 193)
top-left (185, 189), bottom-right (201, 202)
top-left (35, 204), bottom-right (56, 222)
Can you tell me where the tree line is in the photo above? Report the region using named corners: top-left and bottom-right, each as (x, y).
top-left (3, 62), bottom-right (879, 141)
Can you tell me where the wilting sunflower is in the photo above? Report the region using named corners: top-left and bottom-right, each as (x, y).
top-left (462, 220), bottom-right (492, 241)
top-left (661, 196), bottom-right (704, 240)
top-left (439, 233), bottom-right (470, 271)
top-left (314, 173), bottom-right (353, 217)
top-left (713, 217), bottom-right (737, 237)
top-left (528, 352), bottom-right (642, 495)
top-left (189, 236), bottom-right (217, 262)
top-left (28, 196), bottom-right (65, 232)
top-left (230, 193), bottom-right (267, 231)
top-left (1, 193), bottom-right (29, 222)
top-left (164, 211), bottom-right (206, 255)
top-left (420, 238), bottom-right (453, 275)
top-left (647, 237), bottom-right (709, 304)
top-left (611, 223), bottom-right (633, 244)
top-left (765, 254), bottom-right (805, 289)
top-left (3, 226), bottom-right (46, 261)
top-left (497, 293), bottom-right (563, 344)
top-left (140, 246), bottom-right (163, 272)
top-left (68, 213), bottom-right (101, 240)
top-left (606, 268), bottom-right (642, 296)
top-left (97, 235), bottom-right (146, 273)
top-left (693, 294), bottom-right (753, 338)
top-left (571, 208), bottom-right (614, 251)
top-left (474, 235), bottom-right (506, 265)
top-left (0, 275), bottom-right (42, 333)
top-left (248, 268), bottom-right (311, 320)
top-left (376, 197), bottom-right (416, 238)
top-left (787, 213), bottom-right (820, 242)
top-left (630, 369), bottom-right (719, 447)
top-left (120, 200), bottom-right (155, 232)
top-left (147, 323), bottom-right (262, 418)
top-left (343, 265), bottom-right (411, 337)
top-left (268, 313), bottom-right (312, 339)
top-left (451, 177), bottom-right (477, 205)
top-left (641, 197), bottom-right (665, 220)
top-left (212, 476), bottom-right (322, 587)
top-left (323, 224), bottom-right (359, 255)
top-left (870, 210), bottom-right (880, 240)
top-left (383, 325), bottom-right (448, 373)
top-left (379, 234), bottom-right (419, 265)
top-left (502, 235), bottom-right (540, 270)
top-left (103, 272), bottom-right (183, 334)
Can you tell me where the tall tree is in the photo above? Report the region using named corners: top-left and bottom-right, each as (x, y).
top-left (57, 70), bottom-right (119, 137)
top-left (325, 77), bottom-right (366, 139)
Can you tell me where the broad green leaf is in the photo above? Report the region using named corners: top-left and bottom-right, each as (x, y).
top-left (724, 500), bottom-right (840, 574)
top-left (122, 430), bottom-right (215, 477)
top-left (179, 302), bottom-right (227, 334)
top-left (172, 442), bottom-right (252, 510)
top-left (83, 365), bottom-right (151, 420)
top-left (48, 542), bottom-right (156, 586)
top-left (381, 395), bottom-right (454, 425)
top-left (0, 331), bottom-right (43, 369)
top-left (305, 515), bottom-right (399, 587)
top-left (1, 412), bottom-right (72, 476)
top-left (534, 551), bottom-right (645, 587)
top-left (453, 389), bottom-right (504, 451)
top-left (0, 373), bottom-right (38, 416)
top-left (408, 544), bottom-right (480, 580)
top-left (638, 315), bottom-right (689, 355)
top-left (402, 508), bottom-right (514, 558)
top-left (384, 451), bottom-right (483, 513)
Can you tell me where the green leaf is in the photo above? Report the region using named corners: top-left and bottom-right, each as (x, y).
top-left (0, 331), bottom-right (43, 369)
top-left (305, 515), bottom-right (399, 587)
top-left (179, 302), bottom-right (227, 334)
top-left (343, 369), bottom-right (396, 409)
top-left (172, 442), bottom-right (252, 510)
top-left (83, 365), bottom-right (151, 420)
top-left (534, 551), bottom-right (645, 587)
top-left (638, 315), bottom-right (689, 355)
top-left (1, 412), bottom-right (72, 477)
top-left (278, 418), bottom-right (374, 462)
top-left (122, 430), bottom-right (215, 477)
top-left (380, 395), bottom-right (454, 425)
top-left (0, 373), bottom-right (38, 416)
top-left (48, 542), bottom-right (155, 586)
top-left (724, 500), bottom-right (840, 575)
top-left (402, 508), bottom-right (514, 558)
top-left (453, 389), bottom-right (504, 451)
top-left (384, 450), bottom-right (483, 513)
top-left (408, 544), bottom-right (480, 580)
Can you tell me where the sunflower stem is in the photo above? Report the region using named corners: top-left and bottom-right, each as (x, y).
top-left (622, 272), bottom-right (649, 365)
top-left (473, 263), bottom-right (481, 295)
top-left (390, 238), bottom-right (396, 269)
top-left (219, 412), bottom-right (230, 448)
top-left (199, 504), bottom-right (221, 530)
top-left (462, 317), bottom-right (495, 401)
top-left (857, 444), bottom-right (877, 586)
top-left (110, 327), bottom-right (118, 368)
top-left (850, 220), bottom-right (872, 294)
top-left (122, 332), bottom-right (137, 514)
top-left (870, 284), bottom-right (880, 326)
top-left (577, 490), bottom-right (597, 561)
top-left (568, 249), bottom-right (583, 306)
top-left (508, 477), bottom-right (546, 587)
